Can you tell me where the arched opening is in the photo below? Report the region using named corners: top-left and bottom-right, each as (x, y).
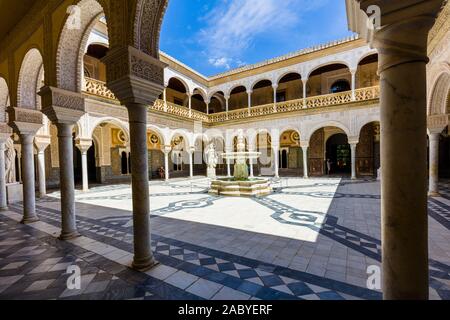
top-left (208, 136), bottom-right (226, 175)
top-left (191, 92), bottom-right (207, 113)
top-left (278, 73), bottom-right (302, 101)
top-left (279, 130), bottom-right (302, 176)
top-left (308, 63), bottom-right (350, 97)
top-left (166, 78), bottom-right (189, 107)
top-left (252, 80), bottom-right (273, 106)
top-left (147, 130), bottom-right (164, 180)
top-left (330, 79), bottom-right (351, 93)
top-left (326, 133), bottom-right (350, 175)
top-left (255, 132), bottom-right (272, 176)
top-left (357, 54), bottom-right (379, 89)
top-left (209, 92), bottom-right (225, 114)
top-left (17, 48), bottom-right (44, 109)
top-left (229, 86), bottom-right (247, 110)
top-left (357, 122), bottom-right (380, 177)
top-left (84, 42), bottom-right (109, 82)
top-left (170, 134), bottom-right (189, 178)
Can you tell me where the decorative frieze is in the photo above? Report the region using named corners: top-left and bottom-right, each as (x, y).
top-left (428, 114), bottom-right (449, 132)
top-left (102, 45), bottom-right (167, 105)
top-left (39, 86), bottom-right (86, 124)
top-left (6, 107), bottom-right (43, 135)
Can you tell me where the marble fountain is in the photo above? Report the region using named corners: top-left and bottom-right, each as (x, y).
top-left (208, 131), bottom-right (272, 197)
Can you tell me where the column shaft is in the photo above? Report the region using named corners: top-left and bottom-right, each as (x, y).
top-left (0, 142), bottom-right (7, 210)
top-left (20, 134), bottom-right (38, 223)
top-left (164, 152), bottom-right (170, 181)
top-left (37, 151), bottom-right (46, 197)
top-left (428, 133), bottom-right (440, 196)
top-left (81, 151), bottom-right (89, 192)
top-left (350, 144), bottom-right (357, 180)
top-left (127, 103), bottom-right (156, 270)
top-left (189, 151), bottom-right (194, 179)
top-left (302, 147), bottom-right (309, 178)
top-left (273, 148), bottom-right (279, 178)
top-left (57, 124), bottom-right (79, 239)
top-left (381, 60), bottom-right (428, 300)
top-left (351, 71), bottom-right (357, 101)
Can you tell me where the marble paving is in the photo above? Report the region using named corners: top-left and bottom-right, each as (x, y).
top-left (0, 177), bottom-right (449, 300)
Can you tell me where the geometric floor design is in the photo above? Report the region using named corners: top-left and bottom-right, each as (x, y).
top-left (1, 177), bottom-right (449, 300)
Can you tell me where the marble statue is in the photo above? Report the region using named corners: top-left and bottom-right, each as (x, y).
top-left (234, 130), bottom-right (249, 180)
top-left (5, 138), bottom-right (16, 184)
top-left (206, 143), bottom-right (218, 179)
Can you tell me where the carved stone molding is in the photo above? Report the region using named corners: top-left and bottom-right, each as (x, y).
top-left (102, 45), bottom-right (167, 105)
top-left (428, 114), bottom-right (449, 132)
top-left (75, 137), bottom-right (93, 153)
top-left (6, 107), bottom-right (43, 135)
top-left (39, 86), bottom-right (86, 124)
top-left (0, 123), bottom-right (12, 135)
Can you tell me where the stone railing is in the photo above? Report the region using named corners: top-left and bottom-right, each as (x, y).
top-left (82, 78), bottom-right (379, 123)
top-left (151, 99), bottom-right (210, 122)
top-left (84, 77), bottom-right (116, 100)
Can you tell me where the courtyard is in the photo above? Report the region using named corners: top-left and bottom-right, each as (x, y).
top-left (0, 177), bottom-right (448, 300)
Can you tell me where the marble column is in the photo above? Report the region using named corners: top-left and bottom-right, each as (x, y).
top-left (34, 137), bottom-right (50, 198)
top-left (272, 84), bottom-right (278, 112)
top-left (127, 103), bottom-right (156, 270)
top-left (163, 87), bottom-right (168, 112)
top-left (188, 148), bottom-right (194, 179)
top-left (428, 132), bottom-right (440, 196)
top-left (0, 139), bottom-right (7, 210)
top-left (226, 148), bottom-right (232, 177)
top-left (188, 94), bottom-right (192, 118)
top-left (301, 146), bottom-right (309, 179)
top-left (163, 146), bottom-right (171, 181)
top-left (273, 147), bottom-right (280, 178)
top-left (249, 147), bottom-right (255, 178)
top-left (76, 139), bottom-right (92, 193)
top-left (225, 96), bottom-right (230, 120)
top-left (20, 134), bottom-right (39, 224)
top-left (247, 90), bottom-right (252, 115)
top-left (368, 5), bottom-right (442, 299)
top-left (37, 150), bottom-right (46, 197)
top-left (351, 69), bottom-right (357, 101)
top-left (57, 123), bottom-right (79, 240)
top-left (349, 142), bottom-right (357, 180)
top-left (302, 79), bottom-right (308, 108)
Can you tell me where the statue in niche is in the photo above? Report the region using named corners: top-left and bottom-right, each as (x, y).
top-left (5, 138), bottom-right (16, 184)
top-left (206, 143), bottom-right (218, 179)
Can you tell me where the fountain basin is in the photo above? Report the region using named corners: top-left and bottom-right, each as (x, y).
top-left (209, 178), bottom-right (272, 197)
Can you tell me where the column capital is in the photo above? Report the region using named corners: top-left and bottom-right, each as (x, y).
top-left (300, 141), bottom-right (309, 149)
top-left (102, 45), bottom-right (167, 105)
top-left (39, 86), bottom-right (86, 125)
top-left (427, 114), bottom-right (448, 134)
top-left (162, 145), bottom-right (172, 154)
top-left (358, 0), bottom-right (444, 72)
top-left (7, 107), bottom-right (43, 135)
top-left (34, 135), bottom-right (51, 152)
top-left (75, 138), bottom-right (93, 153)
top-left (246, 89), bottom-right (253, 95)
top-left (348, 140), bottom-right (359, 147)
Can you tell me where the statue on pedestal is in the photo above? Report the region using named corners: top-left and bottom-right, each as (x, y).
top-left (5, 138), bottom-right (16, 184)
top-left (206, 143), bottom-right (218, 179)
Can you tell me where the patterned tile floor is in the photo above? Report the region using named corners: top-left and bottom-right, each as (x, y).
top-left (0, 177), bottom-right (449, 300)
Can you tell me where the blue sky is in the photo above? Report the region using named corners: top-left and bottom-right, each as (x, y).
top-left (160, 0), bottom-right (354, 77)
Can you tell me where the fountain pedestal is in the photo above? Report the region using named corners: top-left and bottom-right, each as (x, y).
top-left (209, 178), bottom-right (271, 197)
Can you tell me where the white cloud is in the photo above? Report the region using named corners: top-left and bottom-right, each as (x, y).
top-left (199, 0), bottom-right (330, 69)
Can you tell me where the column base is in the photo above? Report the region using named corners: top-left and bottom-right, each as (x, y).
top-left (132, 255), bottom-right (159, 272)
top-left (428, 191), bottom-right (440, 197)
top-left (21, 216), bottom-right (40, 224)
top-left (0, 206), bottom-right (8, 212)
top-left (59, 231), bottom-right (81, 241)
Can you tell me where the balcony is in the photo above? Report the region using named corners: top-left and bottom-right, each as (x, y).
top-left (83, 77), bottom-right (380, 124)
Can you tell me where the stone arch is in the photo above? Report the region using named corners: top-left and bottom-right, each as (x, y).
top-left (56, 0), bottom-right (107, 92)
top-left (147, 124), bottom-right (167, 146)
top-left (276, 71), bottom-right (302, 85)
top-left (226, 84), bottom-right (249, 97)
top-left (17, 48), bottom-right (44, 109)
top-left (429, 72), bottom-right (450, 116)
top-left (167, 76), bottom-right (189, 93)
top-left (306, 61), bottom-right (351, 79)
top-left (0, 77), bottom-right (10, 122)
top-left (169, 129), bottom-right (192, 148)
top-left (305, 121), bottom-right (351, 143)
top-left (133, 0), bottom-right (169, 58)
top-left (251, 78), bottom-right (273, 90)
top-left (89, 117), bottom-right (130, 142)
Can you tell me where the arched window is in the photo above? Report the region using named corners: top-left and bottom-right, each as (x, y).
top-left (330, 80), bottom-right (351, 93)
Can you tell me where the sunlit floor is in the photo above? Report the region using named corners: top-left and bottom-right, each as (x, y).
top-left (0, 177), bottom-right (449, 300)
